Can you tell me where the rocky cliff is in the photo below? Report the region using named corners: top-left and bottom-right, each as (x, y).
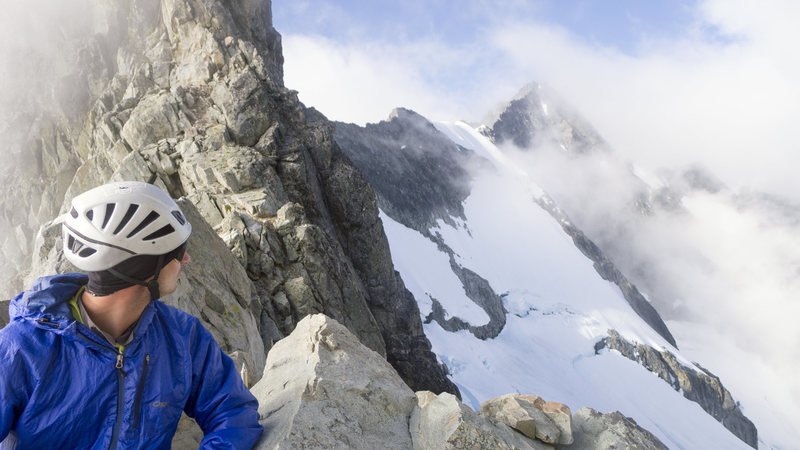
top-left (0, 0), bottom-right (456, 398)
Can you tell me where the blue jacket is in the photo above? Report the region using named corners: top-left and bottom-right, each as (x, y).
top-left (0, 273), bottom-right (263, 449)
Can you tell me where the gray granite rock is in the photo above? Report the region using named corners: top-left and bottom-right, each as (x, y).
top-left (481, 394), bottom-right (570, 445)
top-left (571, 407), bottom-right (669, 450)
top-left (410, 391), bottom-right (552, 450)
top-left (251, 314), bottom-right (417, 449)
top-left (121, 92), bottom-right (191, 150)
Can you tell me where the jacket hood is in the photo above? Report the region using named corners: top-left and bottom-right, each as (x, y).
top-left (10, 273), bottom-right (88, 322)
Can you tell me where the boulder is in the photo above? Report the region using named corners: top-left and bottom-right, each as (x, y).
top-left (481, 394), bottom-right (565, 444)
top-left (535, 398), bottom-right (573, 446)
top-left (571, 407), bottom-right (669, 450)
top-left (411, 391), bottom-right (552, 449)
top-left (120, 92), bottom-right (191, 150)
top-left (251, 314), bottom-right (417, 449)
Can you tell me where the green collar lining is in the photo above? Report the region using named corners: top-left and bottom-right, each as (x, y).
top-left (68, 286), bottom-right (86, 325)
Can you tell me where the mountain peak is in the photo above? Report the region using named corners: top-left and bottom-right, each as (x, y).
top-left (487, 82), bottom-right (606, 154)
top-left (386, 107), bottom-right (431, 127)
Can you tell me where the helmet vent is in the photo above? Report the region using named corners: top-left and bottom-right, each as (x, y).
top-left (143, 224), bottom-right (176, 241)
top-left (78, 247), bottom-right (97, 258)
top-left (171, 210), bottom-right (186, 226)
top-left (102, 203), bottom-right (115, 229)
top-left (70, 207), bottom-right (78, 218)
top-left (67, 234), bottom-right (77, 252)
top-left (113, 204), bottom-right (140, 235)
top-left (67, 234), bottom-right (85, 254)
top-left (127, 211), bottom-right (160, 238)
top-left (86, 210), bottom-right (94, 221)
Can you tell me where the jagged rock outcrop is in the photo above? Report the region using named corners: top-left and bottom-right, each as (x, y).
top-left (571, 408), bottom-right (669, 450)
top-left (423, 255), bottom-right (507, 339)
top-left (1, 0), bottom-right (456, 398)
top-left (596, 329), bottom-right (757, 447)
top-left (250, 314), bottom-right (670, 450)
top-left (251, 314), bottom-right (417, 449)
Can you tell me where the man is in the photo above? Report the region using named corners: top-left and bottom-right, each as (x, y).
top-left (0, 181), bottom-right (263, 449)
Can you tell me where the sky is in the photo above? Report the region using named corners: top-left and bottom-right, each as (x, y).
top-left (273, 0), bottom-right (800, 201)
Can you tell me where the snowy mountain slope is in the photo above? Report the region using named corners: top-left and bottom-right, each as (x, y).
top-left (480, 84), bottom-right (800, 449)
top-left (377, 127), bottom-right (751, 448)
top-left (334, 109), bottom-right (759, 447)
top-left (334, 109), bottom-right (673, 345)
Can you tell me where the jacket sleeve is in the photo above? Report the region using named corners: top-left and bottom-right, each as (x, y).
top-left (0, 331), bottom-right (31, 444)
top-left (183, 323), bottom-right (263, 449)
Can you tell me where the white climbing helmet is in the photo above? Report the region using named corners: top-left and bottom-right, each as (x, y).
top-left (62, 181), bottom-right (192, 272)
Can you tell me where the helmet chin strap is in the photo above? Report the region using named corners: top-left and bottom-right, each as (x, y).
top-left (108, 254), bottom-right (166, 301)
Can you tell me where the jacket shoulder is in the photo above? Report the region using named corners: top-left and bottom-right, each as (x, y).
top-left (0, 320), bottom-right (57, 378)
top-left (151, 301), bottom-right (210, 341)
top-left (0, 320), bottom-right (51, 353)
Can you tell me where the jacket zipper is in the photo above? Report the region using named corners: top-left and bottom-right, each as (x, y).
top-left (35, 318), bottom-right (61, 328)
top-left (74, 330), bottom-right (138, 450)
top-left (108, 351), bottom-right (125, 450)
top-left (132, 354), bottom-right (150, 429)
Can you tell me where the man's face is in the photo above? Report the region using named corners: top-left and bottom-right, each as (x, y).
top-left (157, 252), bottom-right (191, 296)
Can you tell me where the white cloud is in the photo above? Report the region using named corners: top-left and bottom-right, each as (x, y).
top-left (281, 1), bottom-right (800, 200)
top-left (490, 15), bottom-right (800, 199)
top-left (282, 34), bottom-right (506, 125)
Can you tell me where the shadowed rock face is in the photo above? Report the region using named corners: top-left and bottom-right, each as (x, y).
top-left (2, 0), bottom-right (456, 399)
top-left (596, 329), bottom-right (757, 448)
top-left (334, 108), bottom-right (482, 232)
top-left (335, 108), bottom-right (507, 340)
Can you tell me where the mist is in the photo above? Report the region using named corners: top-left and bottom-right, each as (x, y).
top-left (0, 0), bottom-right (104, 297)
top-left (493, 136), bottom-right (800, 444)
